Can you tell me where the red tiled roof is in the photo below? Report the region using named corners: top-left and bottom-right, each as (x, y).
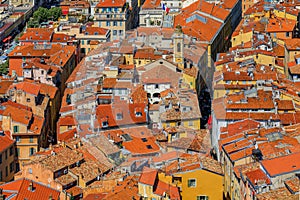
top-left (19, 28), bottom-right (54, 42)
top-left (58, 128), bottom-right (77, 142)
top-left (96, 0), bottom-right (125, 7)
top-left (0, 80), bottom-right (13, 95)
top-left (246, 168), bottom-right (271, 186)
top-left (96, 103), bottom-right (147, 128)
top-left (0, 131), bottom-right (14, 153)
top-left (261, 152), bottom-right (300, 177)
top-left (58, 116), bottom-right (77, 126)
top-left (39, 83), bottom-right (58, 99)
top-left (0, 178), bottom-right (60, 200)
top-left (139, 167), bottom-right (157, 186)
top-left (2, 105), bottom-right (33, 125)
top-left (154, 180), bottom-right (180, 200)
top-left (83, 26), bottom-right (108, 35)
top-left (13, 82), bottom-right (41, 96)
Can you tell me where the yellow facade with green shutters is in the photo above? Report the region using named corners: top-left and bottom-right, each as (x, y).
top-left (173, 169), bottom-right (224, 200)
top-left (162, 118), bottom-right (201, 130)
top-left (182, 73), bottom-right (196, 89)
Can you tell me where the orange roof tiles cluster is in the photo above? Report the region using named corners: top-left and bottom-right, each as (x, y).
top-left (96, 0), bottom-right (125, 8)
top-left (139, 167), bottom-right (158, 186)
top-left (0, 178), bottom-right (60, 200)
top-left (261, 152), bottom-right (300, 177)
top-left (96, 102), bottom-right (147, 128)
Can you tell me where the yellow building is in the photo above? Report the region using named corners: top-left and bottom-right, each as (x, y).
top-left (94, 0), bottom-right (129, 41)
top-left (172, 156), bottom-right (224, 200)
top-left (2, 106), bottom-right (44, 169)
top-left (138, 167), bottom-right (181, 200)
top-left (182, 66), bottom-right (198, 89)
top-left (231, 29), bottom-right (253, 47)
top-left (133, 48), bottom-right (162, 68)
top-left (0, 131), bottom-right (16, 182)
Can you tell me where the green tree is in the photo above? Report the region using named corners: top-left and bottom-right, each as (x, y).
top-left (33, 7), bottom-right (48, 23)
top-left (48, 7), bottom-right (62, 21)
top-left (0, 60), bottom-right (9, 75)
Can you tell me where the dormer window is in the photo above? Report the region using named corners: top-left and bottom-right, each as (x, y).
top-left (85, 32), bottom-right (89, 35)
top-left (116, 113), bottom-right (123, 120)
top-left (102, 121), bottom-right (108, 128)
top-left (135, 111), bottom-right (142, 117)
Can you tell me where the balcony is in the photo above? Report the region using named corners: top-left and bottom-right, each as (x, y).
top-left (94, 14), bottom-right (125, 21)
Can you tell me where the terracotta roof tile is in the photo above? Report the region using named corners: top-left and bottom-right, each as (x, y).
top-left (0, 178), bottom-right (60, 200)
top-left (96, 0), bottom-right (125, 7)
top-left (246, 168), bottom-right (271, 186)
top-left (261, 152), bottom-right (300, 177)
top-left (154, 180), bottom-right (180, 200)
top-left (13, 82), bottom-right (41, 96)
top-left (0, 131), bottom-right (14, 153)
top-left (139, 167), bottom-right (157, 186)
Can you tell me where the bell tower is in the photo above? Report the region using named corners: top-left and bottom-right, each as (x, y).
top-left (173, 25), bottom-right (184, 68)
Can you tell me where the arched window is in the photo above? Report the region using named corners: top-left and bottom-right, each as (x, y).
top-left (177, 42), bottom-right (181, 52)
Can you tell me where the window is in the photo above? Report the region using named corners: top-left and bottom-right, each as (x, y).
top-left (9, 146), bottom-right (13, 156)
top-left (197, 196), bottom-right (209, 200)
top-left (16, 148), bottom-right (20, 156)
top-left (119, 30), bottom-right (123, 36)
top-left (135, 112), bottom-right (142, 117)
top-left (0, 154), bottom-right (2, 164)
top-left (16, 136), bottom-right (20, 143)
top-left (85, 32), bottom-right (89, 35)
top-left (29, 148), bottom-right (35, 156)
top-left (189, 121), bottom-right (194, 126)
top-left (29, 136), bottom-right (33, 143)
top-left (286, 32), bottom-right (290, 37)
top-left (102, 121), bottom-right (108, 128)
top-left (114, 8), bottom-right (118, 12)
top-left (113, 21), bottom-right (117, 26)
top-left (155, 84), bottom-right (159, 89)
top-left (188, 179), bottom-right (196, 187)
top-left (5, 166), bottom-right (8, 177)
top-left (177, 43), bottom-right (181, 52)
top-left (10, 162), bottom-right (14, 173)
top-left (81, 40), bottom-right (84, 45)
top-left (113, 30), bottom-right (117, 35)
top-left (5, 150), bottom-right (7, 160)
top-left (106, 21), bottom-right (111, 26)
top-left (29, 168), bottom-right (32, 174)
top-left (26, 98), bottom-right (30, 102)
top-left (120, 21), bottom-right (123, 26)
top-left (0, 171), bottom-right (2, 181)
top-left (116, 113), bottom-right (123, 120)
top-left (13, 126), bottom-right (19, 133)
top-left (94, 32), bottom-right (98, 35)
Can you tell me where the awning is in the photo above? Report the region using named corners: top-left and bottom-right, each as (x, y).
top-left (61, 6), bottom-right (69, 15)
top-left (2, 36), bottom-right (11, 43)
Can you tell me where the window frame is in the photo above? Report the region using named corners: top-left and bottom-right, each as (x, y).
top-left (187, 178), bottom-right (196, 188)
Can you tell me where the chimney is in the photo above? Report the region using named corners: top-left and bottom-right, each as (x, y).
top-left (28, 181), bottom-right (34, 191)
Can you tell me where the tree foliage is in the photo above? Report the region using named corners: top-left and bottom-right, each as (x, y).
top-left (28, 7), bottom-right (62, 28)
top-left (0, 60), bottom-right (9, 75)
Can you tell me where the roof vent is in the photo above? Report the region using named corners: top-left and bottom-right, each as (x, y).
top-left (28, 181), bottom-right (35, 192)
